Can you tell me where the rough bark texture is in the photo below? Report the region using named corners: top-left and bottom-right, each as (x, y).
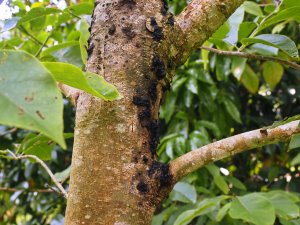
top-left (65, 0), bottom-right (246, 224)
top-left (65, 0), bottom-right (180, 224)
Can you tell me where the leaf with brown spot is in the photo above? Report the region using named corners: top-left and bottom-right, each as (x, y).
top-left (0, 50), bottom-right (65, 148)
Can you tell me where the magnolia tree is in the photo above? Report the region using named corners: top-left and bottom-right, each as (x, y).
top-left (0, 0), bottom-right (300, 224)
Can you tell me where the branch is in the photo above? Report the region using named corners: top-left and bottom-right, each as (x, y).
top-left (0, 187), bottom-right (58, 194)
top-left (169, 120), bottom-right (300, 182)
top-left (175, 0), bottom-right (245, 57)
top-left (18, 25), bottom-right (46, 47)
top-left (57, 83), bottom-right (81, 105)
top-left (201, 46), bottom-right (300, 71)
top-left (2, 150), bottom-right (68, 198)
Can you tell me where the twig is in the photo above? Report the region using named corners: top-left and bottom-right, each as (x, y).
top-left (17, 25), bottom-right (46, 47)
top-left (0, 187), bottom-right (56, 194)
top-left (201, 46), bottom-right (300, 71)
top-left (35, 32), bottom-right (52, 57)
top-left (66, 8), bottom-right (82, 19)
top-left (3, 150), bottom-right (68, 198)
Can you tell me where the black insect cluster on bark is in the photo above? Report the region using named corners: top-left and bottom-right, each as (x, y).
top-left (166, 16), bottom-right (175, 26)
top-left (161, 0), bottom-right (168, 15)
top-left (108, 24), bottom-right (116, 35)
top-left (148, 161), bottom-right (172, 188)
top-left (149, 17), bottom-right (164, 42)
top-left (122, 26), bottom-right (136, 40)
top-left (152, 55), bottom-right (166, 80)
top-left (137, 181), bottom-right (149, 193)
top-left (119, 0), bottom-right (136, 9)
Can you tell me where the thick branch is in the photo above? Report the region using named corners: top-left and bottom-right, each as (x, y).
top-left (169, 120), bottom-right (300, 182)
top-left (201, 47), bottom-right (300, 71)
top-left (175, 0), bottom-right (245, 57)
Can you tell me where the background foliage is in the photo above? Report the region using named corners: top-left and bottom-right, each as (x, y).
top-left (0, 0), bottom-right (300, 224)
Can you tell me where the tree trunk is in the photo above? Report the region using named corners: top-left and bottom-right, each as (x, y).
top-left (64, 0), bottom-right (249, 224)
top-left (65, 0), bottom-right (180, 224)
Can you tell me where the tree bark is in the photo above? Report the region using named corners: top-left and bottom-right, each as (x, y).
top-left (170, 120), bottom-right (300, 181)
top-left (65, 1), bottom-right (178, 224)
top-left (65, 0), bottom-right (246, 224)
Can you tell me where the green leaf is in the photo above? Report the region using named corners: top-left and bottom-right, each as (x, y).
top-left (67, 3), bottom-right (94, 16)
top-left (223, 98), bottom-right (241, 123)
top-left (263, 61), bottom-right (284, 89)
top-left (174, 203), bottom-right (215, 225)
top-left (263, 191), bottom-right (300, 220)
top-left (79, 19), bottom-right (90, 65)
top-left (18, 7), bottom-right (61, 24)
top-left (216, 56), bottom-right (231, 81)
top-left (279, 0), bottom-right (300, 10)
top-left (243, 1), bottom-right (263, 17)
top-left (187, 78), bottom-right (198, 94)
top-left (0, 50), bottom-right (65, 148)
top-left (43, 62), bottom-right (120, 101)
top-left (241, 65), bottom-right (259, 94)
top-left (290, 134), bottom-right (300, 150)
top-left (261, 7), bottom-right (300, 31)
top-left (242, 34), bottom-right (299, 58)
top-left (206, 164), bottom-right (230, 194)
top-left (238, 22), bottom-right (257, 41)
top-left (18, 133), bottom-right (55, 161)
top-left (224, 7), bottom-right (245, 45)
top-left (172, 182), bottom-right (197, 204)
top-left (280, 218), bottom-right (300, 225)
top-left (229, 193), bottom-right (276, 225)
top-left (291, 152), bottom-right (300, 165)
top-left (226, 177), bottom-right (247, 191)
top-left (214, 175), bottom-right (230, 194)
top-left (174, 197), bottom-right (228, 225)
top-left (216, 202), bottom-right (231, 222)
top-left (231, 57), bottom-right (247, 80)
top-left (197, 120), bottom-right (221, 138)
top-left (249, 43), bottom-right (279, 56)
top-left (40, 41), bottom-right (78, 57)
top-left (211, 7), bottom-right (244, 46)
top-left (55, 166), bottom-right (71, 183)
top-left (212, 22), bottom-right (230, 40)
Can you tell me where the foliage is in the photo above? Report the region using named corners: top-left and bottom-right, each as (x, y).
top-left (0, 0), bottom-right (299, 224)
top-left (155, 0), bottom-right (300, 224)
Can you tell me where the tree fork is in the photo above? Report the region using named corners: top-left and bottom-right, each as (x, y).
top-left (65, 0), bottom-right (246, 224)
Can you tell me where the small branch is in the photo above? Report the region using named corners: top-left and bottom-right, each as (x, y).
top-left (169, 120), bottom-right (300, 182)
top-left (4, 150), bottom-right (68, 198)
top-left (175, 0), bottom-right (245, 58)
top-left (0, 187), bottom-right (56, 194)
top-left (201, 46), bottom-right (300, 70)
top-left (18, 25), bottom-right (46, 47)
top-left (57, 83), bottom-right (81, 105)
top-left (35, 31), bottom-right (52, 57)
